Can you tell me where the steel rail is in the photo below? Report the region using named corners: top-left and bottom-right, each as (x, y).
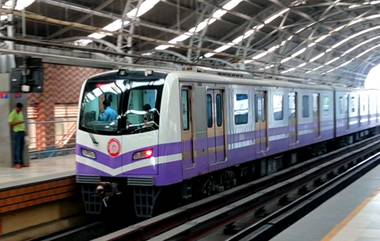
top-left (228, 152), bottom-right (380, 241)
top-left (92, 134), bottom-right (380, 241)
top-left (146, 140), bottom-right (380, 241)
top-left (39, 221), bottom-right (105, 241)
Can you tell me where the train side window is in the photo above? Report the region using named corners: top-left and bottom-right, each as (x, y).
top-left (181, 89), bottom-right (190, 131)
top-left (339, 96), bottom-right (344, 114)
top-left (344, 95), bottom-right (348, 114)
top-left (322, 96), bottom-right (329, 112)
top-left (216, 94), bottom-right (223, 127)
top-left (234, 94), bottom-right (248, 125)
top-left (255, 93), bottom-right (267, 122)
top-left (273, 94), bottom-right (283, 121)
top-left (302, 95), bottom-right (310, 118)
top-left (207, 94), bottom-right (213, 128)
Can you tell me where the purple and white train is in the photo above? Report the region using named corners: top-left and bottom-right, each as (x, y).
top-left (76, 67), bottom-right (380, 217)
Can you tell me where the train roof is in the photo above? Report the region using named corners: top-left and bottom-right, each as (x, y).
top-left (171, 71), bottom-right (335, 91)
top-left (87, 69), bottom-right (168, 81)
top-left (86, 68), bottom-right (373, 92)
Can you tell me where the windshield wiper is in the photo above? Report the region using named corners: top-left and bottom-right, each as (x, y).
top-left (89, 133), bottom-right (99, 145)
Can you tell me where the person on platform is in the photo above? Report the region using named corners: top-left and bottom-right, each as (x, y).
top-left (8, 102), bottom-right (27, 169)
top-left (99, 99), bottom-right (118, 121)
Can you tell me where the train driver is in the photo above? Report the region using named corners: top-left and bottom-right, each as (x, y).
top-left (99, 99), bottom-right (118, 121)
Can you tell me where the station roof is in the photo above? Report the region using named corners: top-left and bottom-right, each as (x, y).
top-left (0, 0), bottom-right (379, 87)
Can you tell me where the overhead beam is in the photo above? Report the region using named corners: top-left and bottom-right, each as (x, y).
top-left (45, 0), bottom-right (115, 39)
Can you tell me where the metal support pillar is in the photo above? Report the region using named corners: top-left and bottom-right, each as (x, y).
top-left (0, 0), bottom-right (29, 167)
top-left (0, 60), bottom-right (29, 167)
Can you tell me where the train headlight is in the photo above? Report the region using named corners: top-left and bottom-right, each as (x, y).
top-left (81, 149), bottom-right (96, 159)
top-left (133, 149), bottom-right (153, 160)
top-left (108, 139), bottom-right (121, 157)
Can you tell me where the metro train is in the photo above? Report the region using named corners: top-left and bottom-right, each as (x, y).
top-left (76, 67), bottom-right (380, 218)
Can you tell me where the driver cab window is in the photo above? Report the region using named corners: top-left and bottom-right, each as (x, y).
top-left (127, 89), bottom-right (157, 125)
top-left (81, 83), bottom-right (121, 133)
top-left (80, 78), bottom-right (164, 135)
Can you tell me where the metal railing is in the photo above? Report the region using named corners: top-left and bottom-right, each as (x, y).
top-left (27, 119), bottom-right (77, 159)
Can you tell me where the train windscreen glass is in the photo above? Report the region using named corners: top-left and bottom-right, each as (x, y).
top-left (79, 78), bottom-right (164, 134)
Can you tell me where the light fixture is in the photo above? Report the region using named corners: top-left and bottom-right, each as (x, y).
top-left (263, 8), bottom-right (290, 25)
top-left (75, 0), bottom-right (160, 45)
top-left (4, 0), bottom-right (35, 10)
top-left (155, 44), bottom-right (173, 50)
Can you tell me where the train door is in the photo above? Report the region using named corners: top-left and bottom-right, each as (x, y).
top-left (377, 95), bottom-right (380, 123)
top-left (349, 94), bottom-right (359, 128)
top-left (181, 86), bottom-right (195, 171)
top-left (364, 94), bottom-right (369, 125)
top-left (369, 94), bottom-right (374, 125)
top-left (345, 94), bottom-right (350, 129)
top-left (255, 91), bottom-right (268, 152)
top-left (288, 92), bottom-right (298, 145)
top-left (359, 94), bottom-right (363, 126)
top-left (359, 94), bottom-right (369, 126)
top-left (207, 89), bottom-right (226, 165)
top-left (313, 93), bottom-right (321, 137)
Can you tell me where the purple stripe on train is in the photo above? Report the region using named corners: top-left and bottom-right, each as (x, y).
top-left (335, 114), bottom-right (380, 137)
top-left (77, 130), bottom-right (333, 186)
top-left (77, 130), bottom-right (333, 184)
top-left (76, 121), bottom-right (335, 172)
top-left (76, 158), bottom-right (183, 186)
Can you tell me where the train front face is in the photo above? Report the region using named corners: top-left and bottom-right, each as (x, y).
top-left (75, 70), bottom-right (166, 211)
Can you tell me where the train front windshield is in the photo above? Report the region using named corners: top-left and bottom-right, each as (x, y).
top-left (79, 78), bottom-right (164, 134)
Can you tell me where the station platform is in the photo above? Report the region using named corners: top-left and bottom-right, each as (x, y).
top-left (0, 154), bottom-right (80, 238)
top-left (0, 154), bottom-right (76, 190)
top-left (272, 163), bottom-right (380, 241)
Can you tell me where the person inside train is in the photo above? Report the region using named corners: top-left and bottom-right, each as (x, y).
top-left (99, 99), bottom-right (118, 121)
top-left (143, 104), bottom-right (154, 124)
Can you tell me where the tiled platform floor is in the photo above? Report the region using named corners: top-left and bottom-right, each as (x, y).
top-left (0, 154), bottom-right (75, 189)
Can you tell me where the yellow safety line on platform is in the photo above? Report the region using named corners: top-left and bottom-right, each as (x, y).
top-left (321, 189), bottom-right (380, 241)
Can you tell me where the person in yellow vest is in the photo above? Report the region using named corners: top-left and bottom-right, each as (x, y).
top-left (8, 103), bottom-right (27, 169)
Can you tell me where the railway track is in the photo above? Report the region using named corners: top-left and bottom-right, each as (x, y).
top-left (37, 222), bottom-right (105, 241)
top-left (226, 151), bottom-right (380, 241)
top-left (43, 134), bottom-right (380, 241)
